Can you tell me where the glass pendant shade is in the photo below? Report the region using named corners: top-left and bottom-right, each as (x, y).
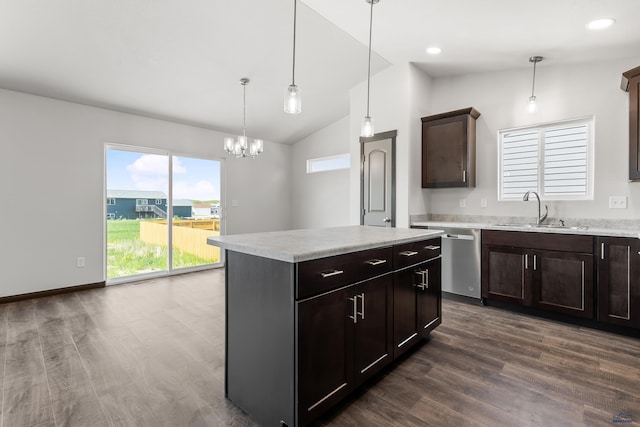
top-left (528, 96), bottom-right (538, 113)
top-left (224, 137), bottom-right (235, 152)
top-left (255, 139), bottom-right (264, 153)
top-left (284, 84), bottom-right (302, 114)
top-left (361, 116), bottom-right (374, 138)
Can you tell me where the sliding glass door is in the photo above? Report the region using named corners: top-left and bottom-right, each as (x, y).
top-left (106, 146), bottom-right (223, 283)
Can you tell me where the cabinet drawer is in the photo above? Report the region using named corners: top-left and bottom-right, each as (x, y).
top-left (482, 230), bottom-right (593, 254)
top-left (297, 247), bottom-right (393, 299)
top-left (393, 238), bottom-right (442, 270)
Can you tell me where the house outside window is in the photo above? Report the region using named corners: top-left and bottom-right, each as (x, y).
top-left (106, 198), bottom-right (116, 205)
top-left (498, 116), bottom-right (594, 201)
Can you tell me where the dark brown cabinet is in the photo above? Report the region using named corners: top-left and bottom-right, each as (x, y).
top-left (621, 66), bottom-right (640, 181)
top-left (393, 240), bottom-right (442, 359)
top-left (482, 230), bottom-right (594, 318)
top-left (531, 249), bottom-right (594, 318)
top-left (224, 236), bottom-right (442, 427)
top-left (597, 237), bottom-right (640, 328)
top-left (421, 107), bottom-right (480, 188)
top-left (482, 245), bottom-right (529, 305)
top-left (298, 274), bottom-right (392, 425)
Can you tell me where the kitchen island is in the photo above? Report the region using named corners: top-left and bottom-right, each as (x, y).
top-left (208, 225), bottom-right (443, 426)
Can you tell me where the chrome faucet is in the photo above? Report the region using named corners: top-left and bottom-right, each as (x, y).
top-left (523, 191), bottom-right (548, 225)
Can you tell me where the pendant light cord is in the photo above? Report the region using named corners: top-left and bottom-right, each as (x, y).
top-left (530, 60), bottom-right (537, 98)
top-left (366, 0), bottom-right (374, 116)
top-left (242, 82), bottom-right (247, 137)
top-left (292, 0), bottom-right (297, 85)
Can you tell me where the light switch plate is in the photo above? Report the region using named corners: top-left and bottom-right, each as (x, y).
top-left (609, 196), bottom-right (627, 209)
top-left (459, 199), bottom-right (466, 208)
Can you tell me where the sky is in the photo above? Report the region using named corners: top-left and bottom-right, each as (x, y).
top-left (107, 149), bottom-right (221, 201)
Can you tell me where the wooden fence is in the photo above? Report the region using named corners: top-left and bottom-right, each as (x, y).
top-left (140, 220), bottom-right (220, 262)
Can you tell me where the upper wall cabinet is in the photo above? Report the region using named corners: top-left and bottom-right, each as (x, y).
top-left (421, 107), bottom-right (481, 188)
top-left (622, 66), bottom-right (640, 181)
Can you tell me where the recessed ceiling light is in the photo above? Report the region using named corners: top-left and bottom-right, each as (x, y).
top-left (426, 47), bottom-right (441, 55)
top-left (586, 18), bottom-right (616, 30)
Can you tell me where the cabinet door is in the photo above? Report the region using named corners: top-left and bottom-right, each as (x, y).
top-left (482, 245), bottom-right (530, 305)
top-left (598, 237), bottom-right (640, 328)
top-left (626, 72), bottom-right (640, 180)
top-left (422, 115), bottom-right (469, 188)
top-left (532, 250), bottom-right (594, 318)
top-left (393, 266), bottom-right (420, 358)
top-left (297, 287), bottom-right (353, 425)
top-left (353, 275), bottom-right (393, 385)
top-left (417, 257), bottom-right (442, 337)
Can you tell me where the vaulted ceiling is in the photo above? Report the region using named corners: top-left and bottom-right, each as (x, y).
top-left (1, 0), bottom-right (639, 144)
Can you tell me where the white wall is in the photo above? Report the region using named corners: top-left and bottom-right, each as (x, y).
top-left (291, 116), bottom-right (350, 229)
top-left (349, 63), bottom-right (432, 228)
top-left (0, 89), bottom-right (291, 298)
top-left (425, 56), bottom-right (640, 221)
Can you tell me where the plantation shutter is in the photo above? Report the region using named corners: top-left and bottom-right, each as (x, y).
top-left (499, 117), bottom-right (592, 201)
top-left (501, 130), bottom-right (539, 198)
top-left (543, 124), bottom-right (588, 196)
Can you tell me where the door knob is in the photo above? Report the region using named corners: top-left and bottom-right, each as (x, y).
top-left (383, 217), bottom-right (391, 223)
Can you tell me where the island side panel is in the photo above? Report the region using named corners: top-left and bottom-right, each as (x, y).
top-left (225, 250), bottom-right (296, 426)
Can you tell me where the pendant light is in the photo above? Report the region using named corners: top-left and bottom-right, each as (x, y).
top-left (224, 78), bottom-right (264, 158)
top-left (361, 0), bottom-right (379, 138)
top-left (528, 56), bottom-right (543, 113)
top-left (284, 0), bottom-right (302, 114)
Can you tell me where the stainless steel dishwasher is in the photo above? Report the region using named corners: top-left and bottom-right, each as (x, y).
top-left (413, 226), bottom-right (481, 299)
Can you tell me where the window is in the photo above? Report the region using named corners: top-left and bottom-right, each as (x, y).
top-left (136, 199), bottom-right (148, 205)
top-left (106, 213), bottom-right (115, 219)
top-left (106, 198), bottom-right (116, 205)
top-left (306, 154), bottom-right (350, 173)
top-left (498, 117), bottom-right (593, 201)
top-left (155, 199), bottom-right (163, 205)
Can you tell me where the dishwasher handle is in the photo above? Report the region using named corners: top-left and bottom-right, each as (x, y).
top-left (442, 234), bottom-right (475, 241)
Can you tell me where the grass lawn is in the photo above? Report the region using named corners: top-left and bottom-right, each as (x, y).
top-left (107, 220), bottom-right (215, 279)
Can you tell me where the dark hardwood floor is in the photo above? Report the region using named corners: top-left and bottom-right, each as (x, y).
top-left (1, 269), bottom-right (638, 426)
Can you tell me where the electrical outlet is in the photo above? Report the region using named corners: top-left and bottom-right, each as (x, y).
top-left (77, 257), bottom-right (86, 268)
top-left (609, 196), bottom-right (627, 209)
top-left (480, 198), bottom-right (488, 208)
top-left (459, 199), bottom-right (466, 208)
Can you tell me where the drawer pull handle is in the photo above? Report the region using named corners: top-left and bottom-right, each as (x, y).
top-left (358, 293), bottom-right (365, 320)
top-left (365, 259), bottom-right (387, 266)
top-left (399, 251), bottom-right (418, 257)
top-left (414, 270), bottom-right (428, 290)
top-left (320, 269), bottom-right (344, 278)
top-left (348, 296), bottom-right (357, 323)
top-left (424, 245), bottom-right (440, 250)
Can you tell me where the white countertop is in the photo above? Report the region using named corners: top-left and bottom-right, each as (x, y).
top-left (411, 221), bottom-right (640, 239)
top-left (207, 225), bottom-right (443, 262)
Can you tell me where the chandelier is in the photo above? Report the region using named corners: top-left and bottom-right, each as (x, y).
top-left (224, 78), bottom-right (264, 158)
